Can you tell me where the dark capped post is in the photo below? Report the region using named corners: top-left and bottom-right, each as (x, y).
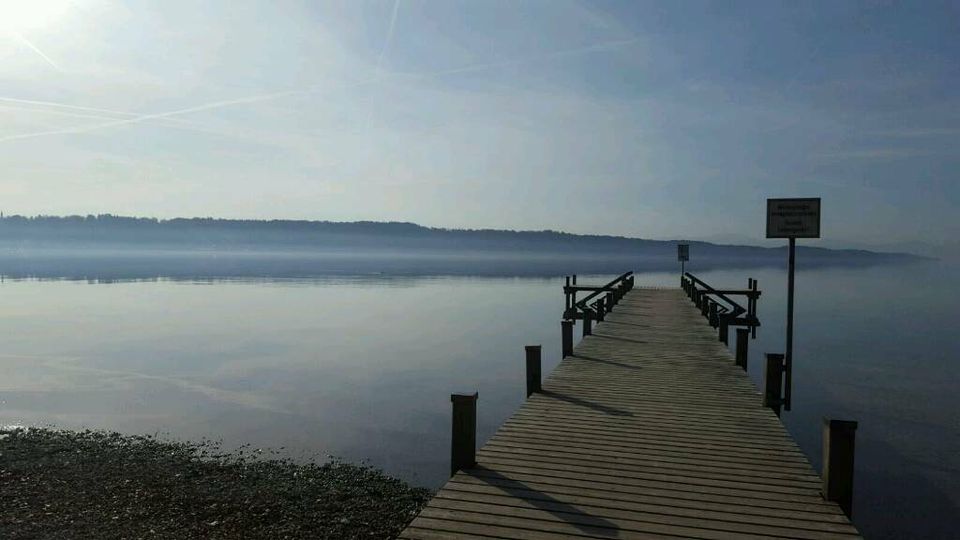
top-left (822, 418), bottom-right (858, 519)
top-left (763, 353), bottom-right (785, 417)
top-left (450, 392), bottom-right (478, 476)
top-left (524, 345), bottom-right (542, 397)
top-left (735, 328), bottom-right (749, 370)
top-left (561, 320), bottom-right (573, 357)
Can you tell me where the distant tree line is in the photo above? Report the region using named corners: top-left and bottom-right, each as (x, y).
top-left (0, 214), bottom-right (900, 260)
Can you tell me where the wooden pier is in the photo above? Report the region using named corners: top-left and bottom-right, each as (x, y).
top-left (401, 276), bottom-right (861, 539)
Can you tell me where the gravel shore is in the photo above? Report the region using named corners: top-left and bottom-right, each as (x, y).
top-left (0, 428), bottom-right (430, 539)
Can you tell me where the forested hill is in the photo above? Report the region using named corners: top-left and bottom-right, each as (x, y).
top-left (0, 214), bottom-right (915, 261)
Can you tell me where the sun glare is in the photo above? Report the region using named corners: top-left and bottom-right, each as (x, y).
top-left (0, 0), bottom-right (73, 33)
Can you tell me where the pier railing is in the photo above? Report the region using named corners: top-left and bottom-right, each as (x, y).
top-left (441, 270), bottom-right (860, 524)
top-left (561, 271), bottom-right (634, 322)
top-left (682, 272), bottom-right (761, 341)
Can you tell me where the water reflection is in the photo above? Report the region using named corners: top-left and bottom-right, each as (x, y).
top-left (0, 259), bottom-right (957, 539)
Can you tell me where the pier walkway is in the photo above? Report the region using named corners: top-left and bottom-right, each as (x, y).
top-left (401, 286), bottom-right (862, 539)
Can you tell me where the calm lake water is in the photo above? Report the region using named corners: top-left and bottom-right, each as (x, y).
top-left (1, 258), bottom-right (957, 538)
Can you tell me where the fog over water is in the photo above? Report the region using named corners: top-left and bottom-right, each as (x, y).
top-left (0, 253), bottom-right (956, 539)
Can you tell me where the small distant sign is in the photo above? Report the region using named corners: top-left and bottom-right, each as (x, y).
top-left (677, 243), bottom-right (689, 262)
top-left (766, 198), bottom-right (821, 238)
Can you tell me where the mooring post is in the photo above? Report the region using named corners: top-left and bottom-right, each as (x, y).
top-left (582, 309), bottom-right (593, 337)
top-left (572, 274), bottom-right (577, 285)
top-left (596, 297), bottom-right (605, 321)
top-left (524, 345), bottom-right (542, 398)
top-left (709, 302), bottom-right (719, 328)
top-left (822, 418), bottom-right (858, 519)
top-left (718, 315), bottom-right (729, 344)
top-left (735, 328), bottom-right (749, 370)
top-left (763, 353), bottom-right (785, 417)
top-left (561, 320), bottom-right (573, 357)
top-left (450, 392), bottom-right (478, 476)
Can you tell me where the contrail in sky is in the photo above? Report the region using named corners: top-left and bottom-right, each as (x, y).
top-left (417, 37), bottom-right (642, 78)
top-left (15, 33), bottom-right (63, 72)
top-left (375, 0), bottom-right (401, 75)
top-left (360, 0), bottom-right (402, 160)
top-left (0, 35), bottom-right (640, 144)
top-left (0, 89), bottom-right (315, 142)
top-left (0, 96), bottom-right (148, 119)
top-left (0, 96), bottom-right (244, 136)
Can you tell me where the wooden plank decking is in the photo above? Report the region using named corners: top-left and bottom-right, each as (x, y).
top-left (401, 287), bottom-right (861, 539)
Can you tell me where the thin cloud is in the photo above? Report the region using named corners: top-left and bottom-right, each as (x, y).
top-left (868, 128), bottom-right (960, 138)
top-left (816, 148), bottom-right (936, 160)
top-left (0, 36), bottom-right (641, 144)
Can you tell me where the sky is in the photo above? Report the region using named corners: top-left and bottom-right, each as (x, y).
top-left (1, 0), bottom-right (958, 250)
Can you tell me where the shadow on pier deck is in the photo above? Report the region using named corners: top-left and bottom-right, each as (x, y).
top-left (401, 282), bottom-right (862, 540)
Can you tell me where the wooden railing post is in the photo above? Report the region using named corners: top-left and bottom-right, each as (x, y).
top-left (735, 328), bottom-right (749, 370)
top-left (606, 292), bottom-right (614, 313)
top-left (822, 418), bottom-right (858, 519)
top-left (450, 392), bottom-right (478, 476)
top-left (701, 297), bottom-right (710, 317)
top-left (718, 315), bottom-right (729, 344)
top-left (596, 297), bottom-right (605, 321)
top-left (709, 302), bottom-right (719, 328)
top-left (525, 345), bottom-right (542, 397)
top-left (570, 283), bottom-right (576, 316)
top-left (561, 320), bottom-right (573, 357)
top-left (582, 309), bottom-right (593, 337)
top-left (763, 353), bottom-right (785, 417)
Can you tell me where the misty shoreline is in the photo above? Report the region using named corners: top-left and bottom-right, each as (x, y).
top-left (0, 245), bottom-right (927, 282)
top-left (0, 215), bottom-right (927, 280)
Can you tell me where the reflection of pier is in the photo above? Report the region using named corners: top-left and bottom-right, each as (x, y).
top-left (403, 274), bottom-right (861, 539)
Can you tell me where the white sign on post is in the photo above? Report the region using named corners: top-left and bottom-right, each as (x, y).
top-left (766, 198), bottom-right (821, 238)
top-left (677, 244), bottom-right (689, 262)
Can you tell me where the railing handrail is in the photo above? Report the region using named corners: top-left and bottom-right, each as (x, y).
top-left (684, 272), bottom-right (757, 319)
top-left (562, 271), bottom-right (634, 320)
top-left (571, 271), bottom-right (633, 310)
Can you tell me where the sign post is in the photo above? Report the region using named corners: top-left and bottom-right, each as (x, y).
top-left (766, 198), bottom-right (820, 412)
top-left (677, 243), bottom-right (689, 277)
